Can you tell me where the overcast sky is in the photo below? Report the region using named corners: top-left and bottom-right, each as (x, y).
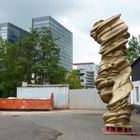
top-left (0, 0), bottom-right (140, 64)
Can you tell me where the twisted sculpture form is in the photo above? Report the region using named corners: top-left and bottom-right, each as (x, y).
top-left (90, 14), bottom-right (133, 128)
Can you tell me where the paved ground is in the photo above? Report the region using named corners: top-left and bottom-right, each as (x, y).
top-left (0, 114), bottom-right (61, 140)
top-left (0, 110), bottom-right (140, 140)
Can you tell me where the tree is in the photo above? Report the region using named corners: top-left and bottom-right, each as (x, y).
top-left (16, 29), bottom-right (40, 83)
top-left (17, 27), bottom-right (65, 84)
top-left (127, 35), bottom-right (140, 63)
top-left (0, 39), bottom-right (24, 97)
top-left (66, 70), bottom-right (81, 89)
top-left (33, 27), bottom-right (61, 84)
top-left (48, 66), bottom-right (67, 84)
top-left (0, 27), bottom-right (67, 97)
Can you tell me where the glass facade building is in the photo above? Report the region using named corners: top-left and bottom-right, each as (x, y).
top-left (73, 62), bottom-right (99, 88)
top-left (32, 16), bottom-right (73, 72)
top-left (0, 22), bottom-right (29, 43)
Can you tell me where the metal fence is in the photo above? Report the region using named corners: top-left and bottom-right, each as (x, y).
top-left (17, 85), bottom-right (106, 110)
top-left (17, 85), bottom-right (69, 109)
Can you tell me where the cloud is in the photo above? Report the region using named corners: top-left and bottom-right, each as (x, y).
top-left (0, 0), bottom-right (79, 30)
top-left (0, 0), bottom-right (140, 64)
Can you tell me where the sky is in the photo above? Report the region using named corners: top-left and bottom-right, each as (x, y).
top-left (0, 0), bottom-right (140, 64)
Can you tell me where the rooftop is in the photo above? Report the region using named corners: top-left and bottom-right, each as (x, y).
top-left (73, 62), bottom-right (95, 65)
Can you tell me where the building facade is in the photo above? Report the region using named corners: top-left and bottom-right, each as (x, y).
top-left (32, 16), bottom-right (73, 72)
top-left (0, 22), bottom-right (29, 43)
top-left (130, 57), bottom-right (140, 113)
top-left (73, 62), bottom-right (99, 88)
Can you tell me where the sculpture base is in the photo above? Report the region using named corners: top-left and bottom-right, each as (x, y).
top-left (101, 127), bottom-right (139, 136)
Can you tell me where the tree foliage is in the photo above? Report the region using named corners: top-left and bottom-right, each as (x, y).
top-left (66, 70), bottom-right (81, 89)
top-left (0, 27), bottom-right (67, 97)
top-left (18, 27), bottom-right (63, 84)
top-left (127, 35), bottom-right (140, 63)
top-left (0, 38), bottom-right (23, 97)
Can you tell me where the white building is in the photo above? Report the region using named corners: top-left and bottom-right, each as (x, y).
top-left (130, 57), bottom-right (140, 114)
top-left (73, 62), bottom-right (99, 88)
top-left (131, 81), bottom-right (140, 106)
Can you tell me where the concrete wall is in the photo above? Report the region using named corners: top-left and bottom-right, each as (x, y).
top-left (69, 88), bottom-right (106, 109)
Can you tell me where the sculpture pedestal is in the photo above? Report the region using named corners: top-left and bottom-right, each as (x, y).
top-left (101, 127), bottom-right (139, 136)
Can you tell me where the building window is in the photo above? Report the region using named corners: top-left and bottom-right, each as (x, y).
top-left (135, 86), bottom-right (139, 102)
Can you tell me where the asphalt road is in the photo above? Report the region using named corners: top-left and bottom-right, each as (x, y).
top-left (0, 110), bottom-right (140, 140)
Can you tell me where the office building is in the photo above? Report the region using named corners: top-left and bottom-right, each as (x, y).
top-left (0, 22), bottom-right (29, 43)
top-left (73, 62), bottom-right (99, 88)
top-left (32, 16), bottom-right (73, 72)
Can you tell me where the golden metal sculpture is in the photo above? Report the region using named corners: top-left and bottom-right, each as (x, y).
top-left (90, 14), bottom-right (133, 128)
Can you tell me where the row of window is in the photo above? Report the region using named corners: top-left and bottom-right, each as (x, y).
top-left (0, 26), bottom-right (7, 30)
top-left (33, 19), bottom-right (49, 25)
top-left (0, 32), bottom-right (7, 36)
top-left (49, 20), bottom-right (72, 36)
top-left (32, 17), bottom-right (72, 72)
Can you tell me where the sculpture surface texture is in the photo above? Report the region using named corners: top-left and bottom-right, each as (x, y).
top-left (90, 14), bottom-right (133, 128)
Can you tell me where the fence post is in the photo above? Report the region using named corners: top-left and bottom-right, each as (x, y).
top-left (51, 93), bottom-right (54, 109)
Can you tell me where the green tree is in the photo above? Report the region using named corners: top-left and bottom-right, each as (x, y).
top-left (0, 27), bottom-right (67, 97)
top-left (66, 70), bottom-right (81, 89)
top-left (17, 27), bottom-right (64, 84)
top-left (127, 35), bottom-right (140, 63)
top-left (33, 27), bottom-right (61, 84)
top-left (48, 66), bottom-right (67, 84)
top-left (16, 29), bottom-right (40, 83)
top-left (0, 39), bottom-right (24, 97)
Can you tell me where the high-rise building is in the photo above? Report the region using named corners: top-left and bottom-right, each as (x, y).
top-left (32, 16), bottom-right (73, 72)
top-left (0, 22), bottom-right (29, 43)
top-left (73, 62), bottom-right (99, 88)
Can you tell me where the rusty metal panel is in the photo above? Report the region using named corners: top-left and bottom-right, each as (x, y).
top-left (0, 98), bottom-right (53, 110)
top-left (17, 85), bottom-right (69, 109)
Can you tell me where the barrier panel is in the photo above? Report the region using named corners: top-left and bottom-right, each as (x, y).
top-left (0, 93), bottom-right (54, 111)
top-left (17, 85), bottom-right (69, 109)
